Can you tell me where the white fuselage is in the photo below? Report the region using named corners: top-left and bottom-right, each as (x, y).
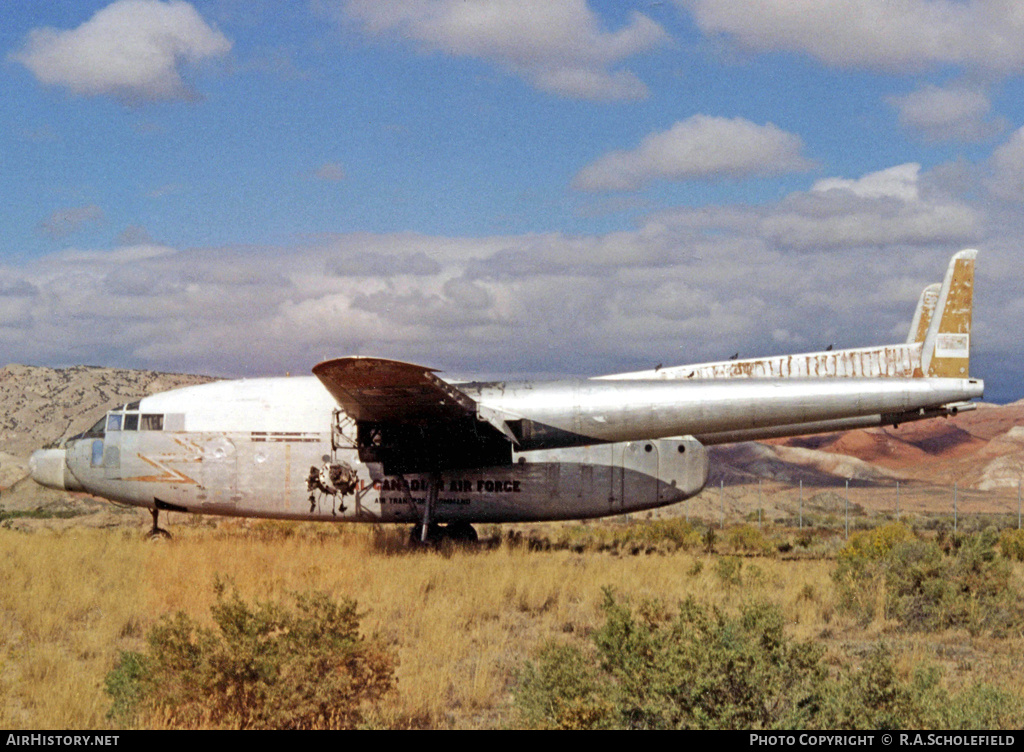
top-left (34, 376), bottom-right (711, 523)
top-left (30, 373), bottom-right (982, 525)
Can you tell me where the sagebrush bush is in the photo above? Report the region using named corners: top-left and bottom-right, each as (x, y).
top-left (514, 641), bottom-right (617, 730)
top-left (515, 590), bottom-right (1024, 729)
top-left (105, 579), bottom-right (394, 729)
top-left (821, 644), bottom-right (1023, 729)
top-left (518, 590), bottom-right (827, 729)
top-left (725, 524), bottom-right (771, 554)
top-left (998, 528), bottom-right (1024, 561)
top-left (834, 526), bottom-right (1023, 634)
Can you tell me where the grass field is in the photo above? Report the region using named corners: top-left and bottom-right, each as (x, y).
top-left (3, 511), bottom-right (1024, 729)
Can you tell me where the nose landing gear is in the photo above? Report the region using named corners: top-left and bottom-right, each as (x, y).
top-left (148, 508), bottom-right (171, 539)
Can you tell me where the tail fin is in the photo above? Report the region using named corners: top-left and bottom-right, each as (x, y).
top-left (906, 283), bottom-right (941, 344)
top-left (596, 249), bottom-right (976, 382)
top-left (921, 249), bottom-right (975, 377)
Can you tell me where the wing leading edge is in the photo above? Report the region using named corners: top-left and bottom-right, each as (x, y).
top-left (312, 356), bottom-right (474, 423)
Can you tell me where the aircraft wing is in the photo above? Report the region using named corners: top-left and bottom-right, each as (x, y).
top-left (312, 356), bottom-right (476, 423)
top-left (313, 356), bottom-right (523, 472)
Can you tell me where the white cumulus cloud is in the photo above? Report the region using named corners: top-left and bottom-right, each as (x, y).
top-left (811, 163), bottom-right (923, 202)
top-left (573, 115), bottom-right (813, 192)
top-left (890, 83), bottom-right (1004, 142)
top-left (11, 0), bottom-right (231, 103)
top-left (987, 126), bottom-right (1024, 203)
top-left (762, 164), bottom-right (982, 249)
top-left (340, 0), bottom-right (668, 100)
top-left (682, 0), bottom-right (1024, 73)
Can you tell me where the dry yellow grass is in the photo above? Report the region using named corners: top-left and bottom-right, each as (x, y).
top-left (2, 517), bottom-right (1024, 728)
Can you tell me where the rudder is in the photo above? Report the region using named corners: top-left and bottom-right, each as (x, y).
top-left (907, 283), bottom-right (941, 344)
top-left (921, 249), bottom-right (975, 377)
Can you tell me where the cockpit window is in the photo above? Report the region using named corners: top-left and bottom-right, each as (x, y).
top-left (106, 411), bottom-right (165, 431)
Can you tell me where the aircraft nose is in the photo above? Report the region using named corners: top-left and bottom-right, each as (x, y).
top-left (29, 448), bottom-right (71, 491)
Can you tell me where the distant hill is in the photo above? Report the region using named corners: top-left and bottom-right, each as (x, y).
top-left (0, 364), bottom-right (216, 458)
top-left (728, 400), bottom-right (1024, 490)
top-left (0, 365), bottom-right (216, 519)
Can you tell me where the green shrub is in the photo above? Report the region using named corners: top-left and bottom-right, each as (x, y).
top-left (514, 642), bottom-right (616, 730)
top-left (103, 651), bottom-right (149, 727)
top-left (726, 524), bottom-right (771, 554)
top-left (999, 528), bottom-right (1024, 562)
top-left (702, 527), bottom-right (717, 553)
top-left (545, 519), bottom-right (702, 554)
top-left (517, 590), bottom-right (827, 729)
top-left (820, 645), bottom-right (1023, 730)
top-left (838, 522), bottom-right (915, 564)
top-left (712, 556), bottom-right (743, 587)
top-left (515, 590), bottom-right (1024, 729)
top-left (105, 580), bottom-right (395, 729)
top-left (819, 645), bottom-right (945, 729)
top-left (834, 528), bottom-right (1023, 634)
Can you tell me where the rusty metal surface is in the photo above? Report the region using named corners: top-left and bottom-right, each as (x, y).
top-left (313, 356), bottom-right (477, 422)
top-left (597, 343), bottom-right (925, 381)
top-left (907, 283), bottom-right (940, 344)
top-left (925, 250), bottom-right (974, 378)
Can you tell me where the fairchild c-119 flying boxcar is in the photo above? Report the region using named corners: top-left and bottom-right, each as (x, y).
top-left (30, 250), bottom-right (982, 542)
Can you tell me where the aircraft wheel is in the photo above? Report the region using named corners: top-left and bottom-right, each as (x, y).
top-left (409, 523), bottom-right (443, 545)
top-left (444, 522), bottom-right (478, 543)
top-left (147, 509), bottom-right (172, 540)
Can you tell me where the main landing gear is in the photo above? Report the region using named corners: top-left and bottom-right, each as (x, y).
top-left (410, 472), bottom-right (478, 544)
top-left (409, 521), bottom-right (479, 545)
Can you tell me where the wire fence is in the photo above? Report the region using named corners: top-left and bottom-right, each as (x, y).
top-left (672, 478), bottom-right (1024, 538)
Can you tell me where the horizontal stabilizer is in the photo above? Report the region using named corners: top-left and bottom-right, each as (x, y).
top-left (596, 249), bottom-right (977, 382)
top-left (596, 343), bottom-right (923, 380)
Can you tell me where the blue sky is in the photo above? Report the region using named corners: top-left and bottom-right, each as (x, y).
top-left (3, 1), bottom-right (1024, 401)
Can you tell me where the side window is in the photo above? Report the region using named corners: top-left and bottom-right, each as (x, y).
top-left (84, 416), bottom-right (106, 438)
top-left (141, 414), bottom-right (163, 431)
top-left (124, 413), bottom-right (139, 431)
top-left (106, 414), bottom-right (122, 432)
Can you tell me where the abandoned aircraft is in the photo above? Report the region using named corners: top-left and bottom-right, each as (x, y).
top-left (30, 250), bottom-right (982, 542)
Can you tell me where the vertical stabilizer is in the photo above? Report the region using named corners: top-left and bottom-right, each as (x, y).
top-left (906, 283), bottom-right (941, 344)
top-left (921, 249), bottom-right (975, 377)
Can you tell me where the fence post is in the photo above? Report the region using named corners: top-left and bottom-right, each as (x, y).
top-left (758, 478), bottom-right (762, 531)
top-left (954, 482), bottom-right (958, 533)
